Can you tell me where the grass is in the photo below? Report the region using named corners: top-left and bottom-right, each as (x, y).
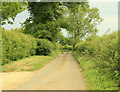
top-left (73, 53), bottom-right (118, 90)
top-left (2, 54), bottom-right (58, 72)
top-left (2, 50), bottom-right (62, 72)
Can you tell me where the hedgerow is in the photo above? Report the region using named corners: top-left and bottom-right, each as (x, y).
top-left (73, 32), bottom-right (118, 90)
top-left (36, 39), bottom-right (63, 55)
top-left (2, 28), bottom-right (37, 65)
top-left (36, 39), bottom-right (54, 55)
top-left (2, 28), bottom-right (63, 65)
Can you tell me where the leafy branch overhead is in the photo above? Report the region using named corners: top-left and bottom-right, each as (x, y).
top-left (59, 2), bottom-right (103, 50)
top-left (1, 1), bottom-right (28, 25)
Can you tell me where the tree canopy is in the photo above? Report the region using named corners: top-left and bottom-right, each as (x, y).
top-left (1, 1), bottom-right (28, 25)
top-left (22, 2), bottom-right (64, 41)
top-left (60, 2), bottom-right (103, 50)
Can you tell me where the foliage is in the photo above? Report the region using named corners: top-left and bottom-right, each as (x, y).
top-left (23, 18), bottom-right (61, 42)
top-left (73, 32), bottom-right (118, 90)
top-left (36, 39), bottom-right (54, 56)
top-left (66, 37), bottom-right (74, 46)
top-left (63, 45), bottom-right (73, 52)
top-left (34, 21), bottom-right (61, 41)
top-left (2, 56), bottom-right (54, 72)
top-left (72, 55), bottom-right (118, 90)
top-left (11, 27), bottom-right (25, 33)
top-left (1, 1), bottom-right (28, 25)
top-left (56, 32), bottom-right (68, 46)
top-left (50, 43), bottom-right (63, 57)
top-left (85, 35), bottom-right (100, 41)
top-left (61, 2), bottom-right (103, 50)
top-left (22, 2), bottom-right (63, 42)
top-left (2, 45), bottom-right (63, 72)
top-left (36, 39), bottom-right (63, 56)
top-left (54, 42), bottom-right (63, 51)
top-left (2, 27), bottom-right (63, 65)
top-left (27, 2), bottom-right (62, 24)
top-left (75, 40), bottom-right (96, 56)
top-left (2, 28), bottom-right (37, 65)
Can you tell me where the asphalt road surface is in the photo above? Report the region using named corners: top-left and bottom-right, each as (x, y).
top-left (14, 52), bottom-right (86, 90)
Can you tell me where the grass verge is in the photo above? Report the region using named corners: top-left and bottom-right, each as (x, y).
top-left (73, 53), bottom-right (118, 90)
top-left (2, 51), bottom-right (61, 72)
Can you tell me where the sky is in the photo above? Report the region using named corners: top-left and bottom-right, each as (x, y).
top-left (89, 2), bottom-right (118, 36)
top-left (2, 1), bottom-right (118, 36)
top-left (2, 10), bottom-right (30, 30)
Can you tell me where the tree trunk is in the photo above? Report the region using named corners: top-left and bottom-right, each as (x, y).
top-left (73, 44), bottom-right (75, 51)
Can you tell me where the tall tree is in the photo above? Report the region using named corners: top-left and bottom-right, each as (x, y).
top-left (22, 2), bottom-right (63, 42)
top-left (61, 2), bottom-right (103, 50)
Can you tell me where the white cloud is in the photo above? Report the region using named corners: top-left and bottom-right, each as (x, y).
top-left (2, 10), bottom-right (30, 30)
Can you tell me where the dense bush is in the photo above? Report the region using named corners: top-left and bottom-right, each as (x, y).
top-left (76, 32), bottom-right (118, 64)
top-left (76, 41), bottom-right (95, 56)
top-left (36, 39), bottom-right (63, 56)
top-left (74, 32), bottom-right (118, 89)
top-left (36, 39), bottom-right (54, 55)
top-left (2, 29), bottom-right (37, 65)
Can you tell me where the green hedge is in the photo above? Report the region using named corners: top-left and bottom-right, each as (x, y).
top-left (2, 28), bottom-right (63, 65)
top-left (76, 41), bottom-right (95, 56)
top-left (2, 29), bottom-right (37, 65)
top-left (36, 39), bottom-right (63, 56)
top-left (74, 32), bottom-right (118, 89)
top-left (36, 39), bottom-right (54, 55)
top-left (76, 32), bottom-right (118, 62)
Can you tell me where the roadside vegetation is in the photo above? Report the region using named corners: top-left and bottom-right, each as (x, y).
top-left (2, 28), bottom-right (62, 71)
top-left (2, 55), bottom-right (56, 72)
top-left (73, 32), bottom-right (118, 90)
top-left (2, 28), bottom-right (37, 65)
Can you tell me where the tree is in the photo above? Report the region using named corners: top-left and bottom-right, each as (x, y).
top-left (1, 1), bottom-right (28, 25)
top-left (22, 2), bottom-right (86, 42)
top-left (22, 2), bottom-right (63, 42)
top-left (61, 2), bottom-right (103, 50)
top-left (56, 32), bottom-right (68, 46)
